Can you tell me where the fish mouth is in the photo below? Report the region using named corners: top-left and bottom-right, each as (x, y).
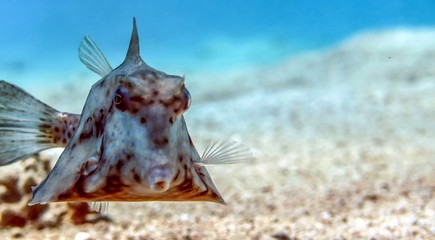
top-left (144, 164), bottom-right (173, 192)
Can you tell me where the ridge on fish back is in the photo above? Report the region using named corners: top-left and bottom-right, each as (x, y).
top-left (0, 18), bottom-right (252, 209)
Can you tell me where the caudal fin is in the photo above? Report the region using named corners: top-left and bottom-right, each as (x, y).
top-left (0, 81), bottom-right (62, 166)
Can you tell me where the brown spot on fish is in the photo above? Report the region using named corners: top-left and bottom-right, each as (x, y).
top-left (125, 81), bottom-right (133, 89)
top-left (159, 100), bottom-right (168, 107)
top-left (197, 189), bottom-right (210, 198)
top-left (153, 137), bottom-right (168, 147)
top-left (133, 172), bottom-right (140, 183)
top-left (102, 175), bottom-right (125, 194)
top-left (79, 126), bottom-right (93, 142)
top-left (94, 116), bottom-right (105, 137)
top-left (140, 117), bottom-right (147, 124)
top-left (177, 175), bottom-right (193, 193)
top-left (57, 174), bottom-right (88, 200)
top-left (169, 117), bottom-right (173, 124)
top-left (130, 95), bottom-right (143, 103)
top-left (173, 170), bottom-right (180, 181)
top-left (173, 95), bottom-right (181, 101)
top-left (57, 191), bottom-right (73, 201)
top-left (116, 160), bottom-right (124, 171)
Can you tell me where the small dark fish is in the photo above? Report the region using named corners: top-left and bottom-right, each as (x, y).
top-left (0, 18), bottom-right (251, 209)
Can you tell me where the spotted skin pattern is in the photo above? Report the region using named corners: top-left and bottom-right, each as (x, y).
top-left (38, 114), bottom-right (81, 147)
top-left (28, 19), bottom-right (225, 206)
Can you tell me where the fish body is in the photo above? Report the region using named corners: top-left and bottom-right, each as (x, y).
top-left (0, 18), bottom-right (250, 207)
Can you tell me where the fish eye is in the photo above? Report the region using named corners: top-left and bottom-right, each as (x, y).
top-left (113, 86), bottom-right (130, 111)
top-left (114, 94), bottom-right (123, 105)
top-left (183, 88), bottom-right (191, 110)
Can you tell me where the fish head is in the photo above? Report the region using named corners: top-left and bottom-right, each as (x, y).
top-left (30, 18), bottom-right (224, 205)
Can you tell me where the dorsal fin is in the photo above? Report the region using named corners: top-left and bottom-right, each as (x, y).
top-left (79, 35), bottom-right (113, 77)
top-left (124, 17), bottom-right (144, 65)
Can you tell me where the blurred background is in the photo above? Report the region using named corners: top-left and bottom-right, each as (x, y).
top-left (1, 0), bottom-right (435, 87)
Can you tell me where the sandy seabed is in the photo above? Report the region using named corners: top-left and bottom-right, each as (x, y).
top-left (1, 28), bottom-right (434, 239)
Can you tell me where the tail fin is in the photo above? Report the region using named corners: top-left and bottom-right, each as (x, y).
top-left (0, 81), bottom-right (62, 166)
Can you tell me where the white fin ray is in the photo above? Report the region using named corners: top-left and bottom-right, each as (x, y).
top-left (79, 35), bottom-right (113, 77)
top-left (88, 202), bottom-right (109, 213)
top-left (199, 140), bottom-right (253, 165)
top-left (0, 81), bottom-right (59, 165)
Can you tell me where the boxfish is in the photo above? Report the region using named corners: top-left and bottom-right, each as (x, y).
top-left (0, 18), bottom-right (251, 211)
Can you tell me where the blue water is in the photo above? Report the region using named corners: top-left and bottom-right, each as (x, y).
top-left (1, 0), bottom-right (435, 87)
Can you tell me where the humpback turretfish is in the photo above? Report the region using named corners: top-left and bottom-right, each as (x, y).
top-left (0, 18), bottom-right (251, 210)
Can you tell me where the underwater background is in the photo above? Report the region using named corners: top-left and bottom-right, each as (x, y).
top-left (0, 1), bottom-right (434, 239)
top-left (1, 0), bottom-right (435, 88)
